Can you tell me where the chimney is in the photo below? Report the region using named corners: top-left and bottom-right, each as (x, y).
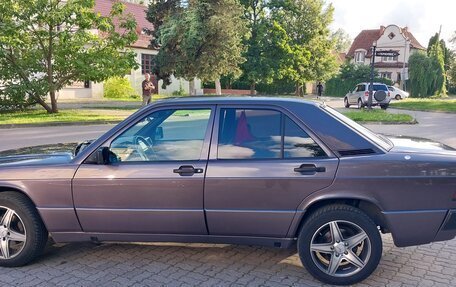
top-left (380, 25), bottom-right (386, 36)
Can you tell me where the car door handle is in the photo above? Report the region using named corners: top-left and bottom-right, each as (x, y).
top-left (294, 164), bottom-right (326, 173)
top-left (173, 165), bottom-right (203, 176)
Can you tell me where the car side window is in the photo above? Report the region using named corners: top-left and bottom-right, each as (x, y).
top-left (356, 85), bottom-right (365, 92)
top-left (218, 109), bottom-right (281, 159)
top-left (217, 108), bottom-right (327, 159)
top-left (388, 87), bottom-right (394, 91)
top-left (110, 109), bottom-right (211, 162)
top-left (284, 116), bottom-right (327, 158)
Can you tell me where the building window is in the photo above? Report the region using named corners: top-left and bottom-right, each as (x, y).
top-left (380, 72), bottom-right (392, 79)
top-left (388, 32), bottom-right (396, 40)
top-left (141, 54), bottom-right (154, 74)
top-left (355, 51), bottom-right (365, 63)
top-left (382, 55), bottom-right (398, 62)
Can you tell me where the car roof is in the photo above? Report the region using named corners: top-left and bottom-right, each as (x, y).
top-left (152, 95), bottom-right (322, 108)
top-left (358, 82), bottom-right (388, 85)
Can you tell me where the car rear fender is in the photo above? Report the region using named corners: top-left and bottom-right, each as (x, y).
top-left (287, 193), bottom-right (387, 238)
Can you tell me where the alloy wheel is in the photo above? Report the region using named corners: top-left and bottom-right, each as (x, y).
top-left (309, 220), bottom-right (371, 278)
top-left (0, 206), bottom-right (27, 260)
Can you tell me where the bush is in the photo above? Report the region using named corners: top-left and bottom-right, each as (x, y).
top-left (103, 77), bottom-right (138, 99)
top-left (0, 84), bottom-right (37, 112)
top-left (325, 63), bottom-right (392, 97)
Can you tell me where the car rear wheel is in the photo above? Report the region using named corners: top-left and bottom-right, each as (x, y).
top-left (395, 94), bottom-right (401, 100)
top-left (357, 99), bottom-right (364, 109)
top-left (298, 205), bottom-right (382, 285)
top-left (0, 192), bottom-right (48, 267)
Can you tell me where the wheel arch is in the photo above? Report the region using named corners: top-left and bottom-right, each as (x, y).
top-left (291, 197), bottom-right (389, 238)
top-left (0, 185), bottom-right (40, 214)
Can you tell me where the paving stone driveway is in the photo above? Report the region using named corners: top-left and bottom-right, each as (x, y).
top-left (0, 234), bottom-right (455, 286)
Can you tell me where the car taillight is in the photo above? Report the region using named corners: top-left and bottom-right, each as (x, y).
top-left (364, 91), bottom-right (369, 97)
top-left (388, 92), bottom-right (391, 97)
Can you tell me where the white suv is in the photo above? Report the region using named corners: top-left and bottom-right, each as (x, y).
top-left (344, 82), bottom-right (391, 109)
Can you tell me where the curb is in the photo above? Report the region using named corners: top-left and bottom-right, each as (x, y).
top-left (390, 106), bottom-right (456, 114)
top-left (357, 119), bottom-right (418, 125)
top-left (0, 121), bottom-right (121, 129)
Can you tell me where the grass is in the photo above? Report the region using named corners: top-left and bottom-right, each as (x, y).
top-left (342, 109), bottom-right (415, 123)
top-left (390, 98), bottom-right (456, 113)
top-left (0, 109), bottom-right (129, 125)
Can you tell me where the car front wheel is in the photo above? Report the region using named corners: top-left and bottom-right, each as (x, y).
top-left (344, 98), bottom-right (350, 108)
top-left (395, 94), bottom-right (401, 100)
top-left (0, 192), bottom-right (48, 267)
top-left (298, 205), bottom-right (382, 285)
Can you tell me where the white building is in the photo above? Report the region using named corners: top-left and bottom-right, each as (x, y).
top-left (346, 25), bottom-right (426, 86)
top-left (57, 0), bottom-right (200, 100)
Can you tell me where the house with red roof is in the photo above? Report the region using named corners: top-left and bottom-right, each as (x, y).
top-left (59, 0), bottom-right (201, 99)
top-left (346, 25), bottom-right (425, 86)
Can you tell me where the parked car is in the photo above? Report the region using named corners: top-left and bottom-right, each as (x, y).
top-left (1, 97), bottom-right (455, 285)
top-left (388, 86), bottom-right (409, 100)
top-left (344, 82), bottom-right (391, 109)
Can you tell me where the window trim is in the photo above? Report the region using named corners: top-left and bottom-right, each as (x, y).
top-left (210, 105), bottom-right (333, 161)
top-left (99, 105), bottom-right (216, 164)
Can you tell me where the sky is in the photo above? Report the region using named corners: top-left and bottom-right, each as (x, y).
top-left (329, 0), bottom-right (456, 49)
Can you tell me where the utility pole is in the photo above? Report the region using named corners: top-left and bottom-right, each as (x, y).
top-left (368, 41), bottom-right (377, 110)
top-left (402, 38), bottom-right (409, 91)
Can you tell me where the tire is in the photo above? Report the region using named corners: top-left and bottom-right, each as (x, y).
top-left (380, 104), bottom-right (389, 110)
top-left (357, 99), bottom-right (364, 109)
top-left (297, 205), bottom-right (382, 286)
top-left (0, 192), bottom-right (48, 267)
top-left (395, 95), bottom-right (401, 100)
top-left (344, 98), bottom-right (350, 108)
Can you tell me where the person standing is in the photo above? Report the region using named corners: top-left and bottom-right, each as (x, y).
top-left (316, 81), bottom-right (323, 99)
top-left (141, 73), bottom-right (155, 106)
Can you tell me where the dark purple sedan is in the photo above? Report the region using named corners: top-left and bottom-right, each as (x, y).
top-left (0, 97), bottom-right (455, 285)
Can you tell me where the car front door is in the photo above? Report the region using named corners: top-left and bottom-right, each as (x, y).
top-left (72, 106), bottom-right (214, 235)
top-left (204, 106), bottom-right (339, 238)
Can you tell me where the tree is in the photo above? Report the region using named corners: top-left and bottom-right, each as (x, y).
top-left (408, 52), bottom-right (433, 97)
top-left (330, 28), bottom-right (352, 53)
top-left (147, 0), bottom-right (247, 95)
top-left (269, 0), bottom-right (338, 96)
top-left (0, 0), bottom-right (138, 113)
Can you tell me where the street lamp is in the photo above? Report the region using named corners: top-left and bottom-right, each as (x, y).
top-left (368, 41), bottom-right (377, 110)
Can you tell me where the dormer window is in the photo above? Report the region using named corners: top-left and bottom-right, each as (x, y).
top-left (355, 51), bottom-right (365, 63)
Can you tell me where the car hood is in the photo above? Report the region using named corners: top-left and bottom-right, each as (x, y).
top-left (0, 143), bottom-right (77, 167)
top-left (0, 153), bottom-right (73, 167)
top-left (387, 135), bottom-right (456, 156)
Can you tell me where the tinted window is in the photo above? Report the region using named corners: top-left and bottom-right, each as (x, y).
top-left (370, 84), bottom-right (388, 91)
top-left (218, 109), bottom-right (281, 159)
top-left (284, 117), bottom-right (326, 158)
top-left (111, 109), bottom-right (211, 162)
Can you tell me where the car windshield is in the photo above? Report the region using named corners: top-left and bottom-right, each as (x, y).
top-left (321, 105), bottom-right (393, 151)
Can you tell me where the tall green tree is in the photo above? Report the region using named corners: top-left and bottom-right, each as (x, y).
top-left (330, 28), bottom-right (352, 53)
top-left (147, 0), bottom-right (247, 94)
top-left (0, 0), bottom-right (138, 113)
top-left (408, 52), bottom-right (433, 97)
top-left (270, 0), bottom-right (337, 96)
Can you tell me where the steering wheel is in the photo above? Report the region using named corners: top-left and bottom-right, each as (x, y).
top-left (134, 136), bottom-right (157, 161)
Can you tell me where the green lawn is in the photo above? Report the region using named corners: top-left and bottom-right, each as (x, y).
top-left (342, 109), bottom-right (415, 124)
top-left (0, 109), bottom-right (128, 125)
top-left (0, 107), bottom-right (414, 126)
top-left (390, 98), bottom-right (456, 113)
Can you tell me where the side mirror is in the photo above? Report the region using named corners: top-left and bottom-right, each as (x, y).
top-left (155, 126), bottom-right (164, 140)
top-left (85, 147), bottom-right (118, 165)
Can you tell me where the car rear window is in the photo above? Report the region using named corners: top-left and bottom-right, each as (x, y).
top-left (370, 84), bottom-right (388, 91)
top-left (321, 106), bottom-right (393, 151)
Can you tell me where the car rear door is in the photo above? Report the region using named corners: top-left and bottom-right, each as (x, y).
top-left (204, 106), bottom-right (339, 237)
top-left (72, 105), bottom-right (215, 235)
